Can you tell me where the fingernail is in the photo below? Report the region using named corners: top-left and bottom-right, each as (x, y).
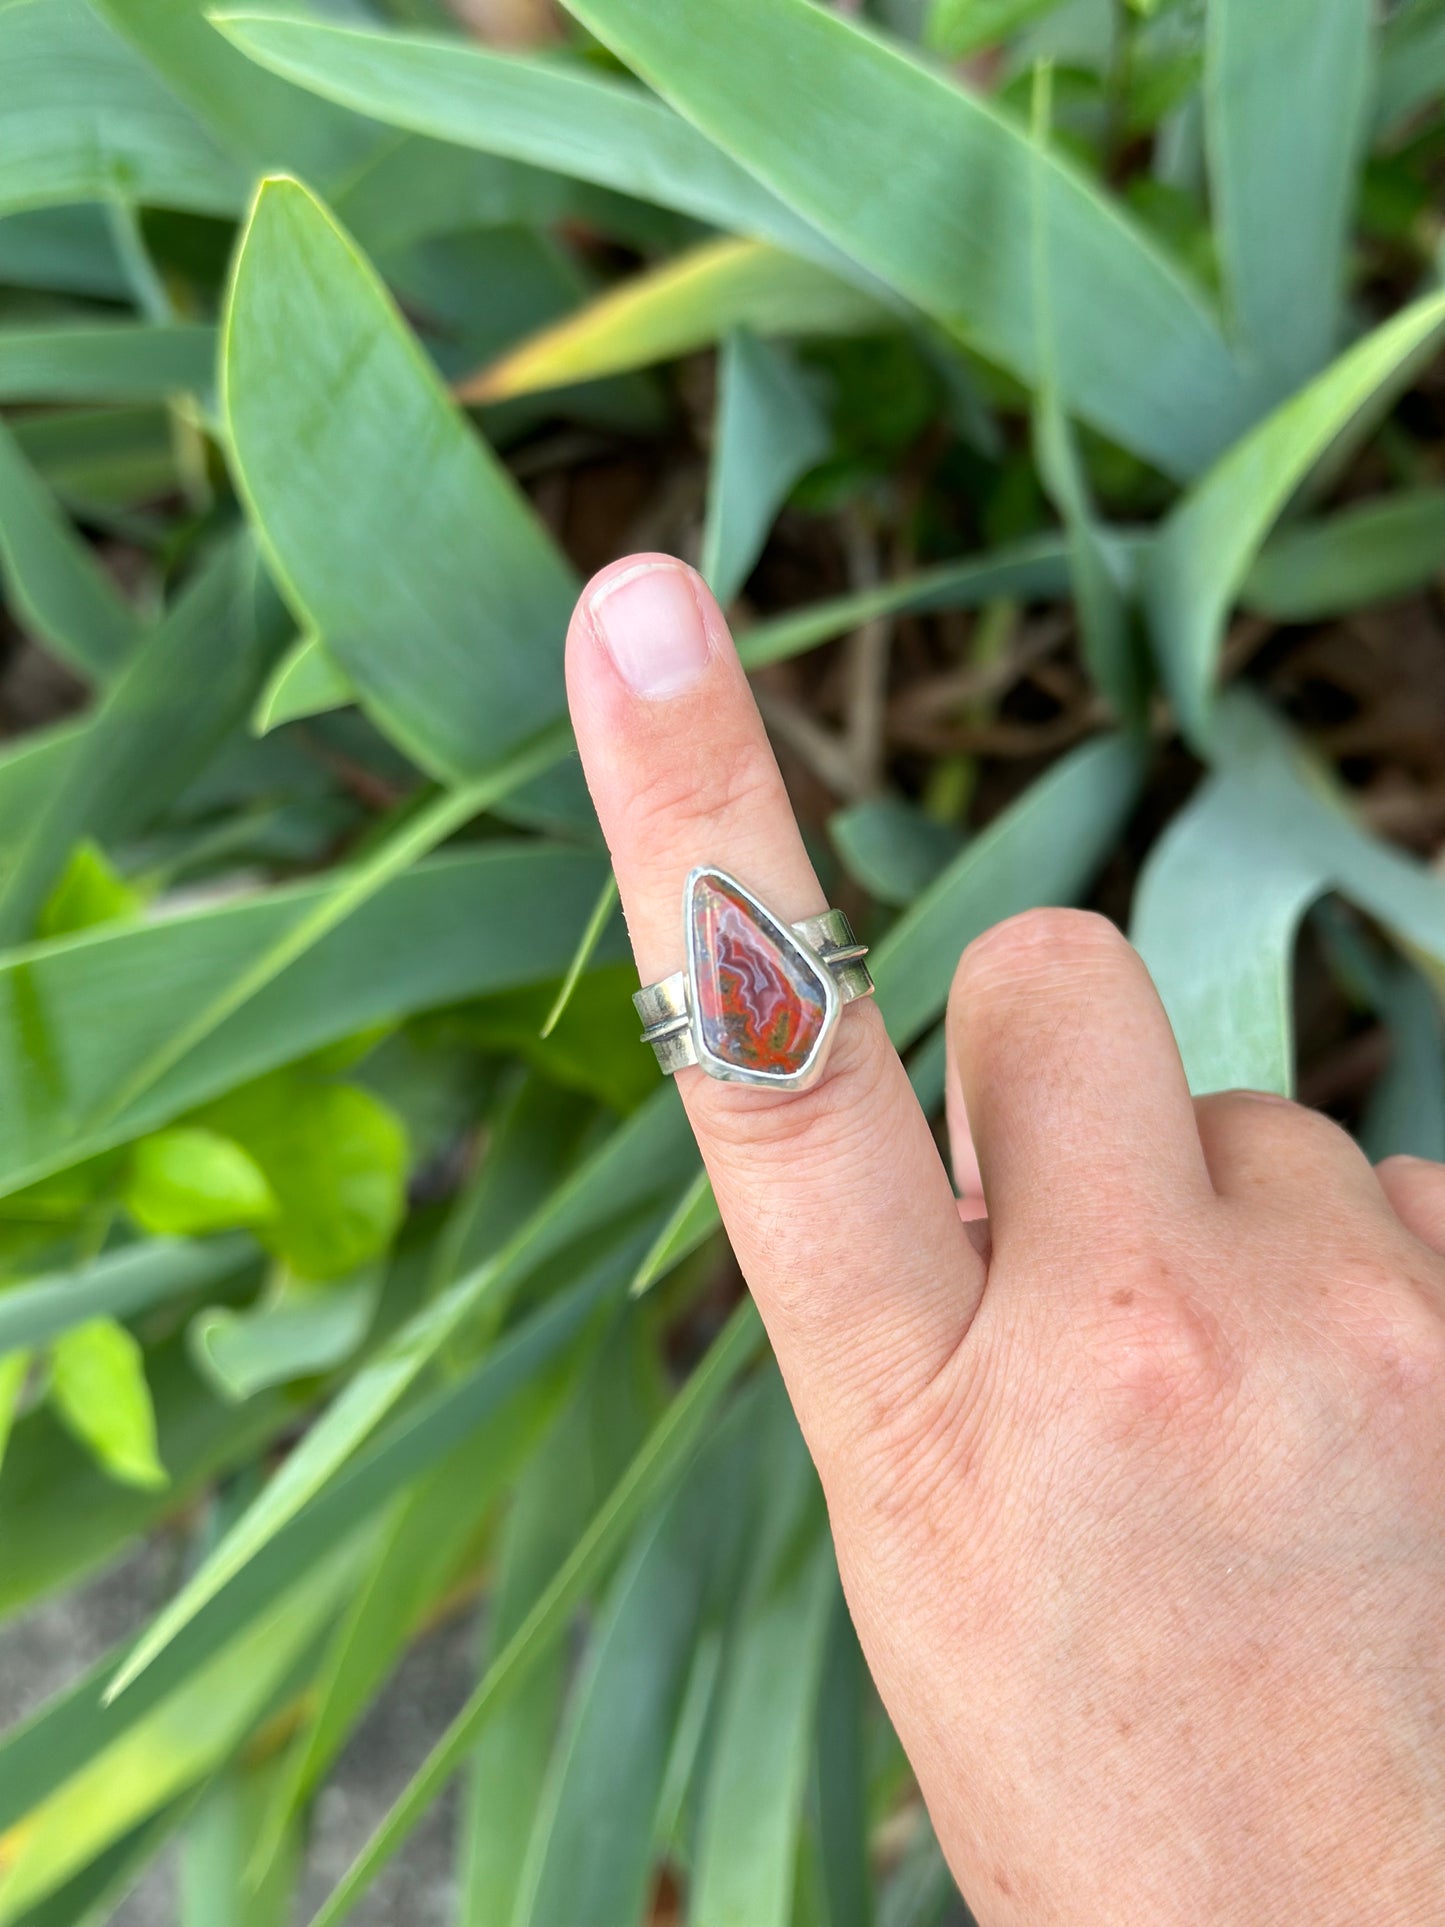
top-left (588, 561), bottom-right (712, 699)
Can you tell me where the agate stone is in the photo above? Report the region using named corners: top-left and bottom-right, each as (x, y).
top-left (689, 872), bottom-right (830, 1077)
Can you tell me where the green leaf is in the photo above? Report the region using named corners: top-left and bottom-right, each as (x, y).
top-left (928, 0), bottom-right (1066, 57)
top-left (814, 1600), bottom-right (873, 1927)
top-left (0, 322), bottom-right (216, 404)
top-left (0, 533), bottom-right (289, 946)
top-left (36, 840), bottom-right (145, 940)
top-left (629, 1165), bottom-right (718, 1298)
top-left (0, 1349), bottom-right (30, 1473)
top-left (0, 205), bottom-right (131, 300)
top-left (195, 1073), bottom-right (408, 1279)
top-left (1241, 490), bottom-right (1445, 621)
top-left (250, 633), bottom-right (355, 734)
top-left (214, 14), bottom-right (855, 275)
top-left (1206, 0), bottom-right (1371, 401)
top-left (511, 1393), bottom-right (757, 1927)
top-left (1361, 961), bottom-right (1445, 1164)
top-left (873, 731), bottom-right (1146, 1048)
top-left (124, 1127), bottom-right (276, 1237)
top-left (90, 0), bottom-right (378, 182)
top-left (692, 1400), bottom-right (836, 1927)
top-left (0, 1540), bottom-right (362, 1921)
top-left (0, 837), bottom-right (617, 1203)
top-left (465, 238), bottom-right (885, 403)
top-left (306, 1300), bottom-right (765, 1927)
top-left (1375, 0), bottom-right (1445, 136)
top-left (829, 798), bottom-right (964, 909)
top-left (737, 535), bottom-right (1072, 669)
top-left (1143, 290), bottom-right (1445, 745)
top-left (540, 873), bottom-right (619, 1040)
top-left (701, 330), bottom-right (831, 606)
top-left (555, 0), bottom-right (1256, 479)
top-left (0, 1237), bottom-right (254, 1357)
top-left (224, 175), bottom-right (581, 795)
top-left (0, 0), bottom-right (245, 220)
top-left (189, 1267), bottom-right (381, 1401)
top-left (0, 416), bottom-right (142, 682)
top-left (47, 1317), bottom-right (167, 1491)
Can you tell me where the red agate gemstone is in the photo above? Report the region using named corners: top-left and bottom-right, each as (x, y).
top-left (690, 873), bottom-right (829, 1076)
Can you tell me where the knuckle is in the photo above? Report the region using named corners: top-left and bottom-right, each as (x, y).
top-left (1329, 1259), bottom-right (1445, 1402)
top-left (626, 736), bottom-right (785, 848)
top-left (952, 907), bottom-right (1127, 1008)
top-left (1071, 1260), bottom-right (1240, 1439)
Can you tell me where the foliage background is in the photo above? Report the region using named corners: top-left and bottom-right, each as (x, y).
top-left (1, 0), bottom-right (1444, 1920)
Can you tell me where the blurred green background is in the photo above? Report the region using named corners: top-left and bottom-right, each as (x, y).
top-left (0, 0), bottom-right (1443, 1920)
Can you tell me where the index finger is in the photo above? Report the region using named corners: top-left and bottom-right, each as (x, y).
top-left (565, 554), bottom-right (983, 1450)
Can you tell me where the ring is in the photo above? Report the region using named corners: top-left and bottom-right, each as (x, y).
top-left (634, 866), bottom-right (874, 1091)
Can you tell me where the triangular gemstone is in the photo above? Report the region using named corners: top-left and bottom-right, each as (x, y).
top-left (689, 872), bottom-right (830, 1076)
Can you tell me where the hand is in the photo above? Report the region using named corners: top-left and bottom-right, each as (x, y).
top-left (565, 554), bottom-right (1445, 1927)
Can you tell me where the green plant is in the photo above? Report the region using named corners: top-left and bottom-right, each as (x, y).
top-left (0, 0), bottom-right (1443, 1918)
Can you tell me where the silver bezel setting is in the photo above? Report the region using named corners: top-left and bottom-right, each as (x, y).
top-left (682, 866), bottom-right (841, 1093)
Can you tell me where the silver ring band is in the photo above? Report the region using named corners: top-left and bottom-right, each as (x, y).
top-left (634, 868), bottom-right (873, 1091)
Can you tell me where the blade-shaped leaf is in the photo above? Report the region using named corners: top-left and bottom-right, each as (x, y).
top-left (1240, 489), bottom-right (1445, 621)
top-left (1375, 0), bottom-right (1445, 136)
top-left (556, 0), bottom-right (1256, 478)
top-left (250, 633), bottom-right (355, 733)
top-left (464, 238), bottom-right (885, 403)
top-left (0, 1236), bottom-right (252, 1357)
top-left (224, 175), bottom-right (581, 793)
top-left (701, 330), bottom-right (830, 606)
top-left (1143, 290), bottom-right (1445, 744)
top-left (0, 0), bottom-right (244, 220)
top-left (1206, 0), bottom-right (1371, 400)
top-left (0, 416), bottom-right (142, 682)
top-left (214, 13), bottom-right (856, 276)
top-left (0, 322), bottom-right (215, 404)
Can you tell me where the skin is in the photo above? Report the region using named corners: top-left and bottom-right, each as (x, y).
top-left (566, 552), bottom-right (1445, 1926)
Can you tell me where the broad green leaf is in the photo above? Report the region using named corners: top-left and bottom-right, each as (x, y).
top-left (0, 322), bottom-right (215, 404)
top-left (180, 1754), bottom-right (301, 1927)
top-left (702, 330), bottom-right (831, 606)
top-left (1143, 290), bottom-right (1445, 745)
top-left (90, 0), bottom-right (378, 182)
top-left (190, 1267), bottom-right (381, 1400)
top-left (814, 1600), bottom-right (873, 1927)
top-left (214, 13), bottom-right (856, 275)
top-left (37, 840), bottom-right (145, 940)
top-left (829, 798), bottom-right (963, 909)
top-left (0, 534), bottom-right (288, 945)
top-left (0, 1236), bottom-right (253, 1356)
top-left (0, 0), bottom-right (245, 220)
top-left (692, 1398), bottom-right (836, 1927)
top-left (306, 1299), bottom-right (765, 1927)
top-left (1134, 694), bottom-right (1445, 1093)
top-left (1029, 65), bottom-right (1142, 721)
top-left (737, 535), bottom-right (1072, 670)
top-left (251, 633), bottom-right (355, 734)
top-left (124, 1128), bottom-right (276, 1237)
top-left (10, 402), bottom-right (179, 516)
top-left (103, 1188), bottom-right (665, 1699)
top-left (47, 1316), bottom-right (167, 1490)
top-left (195, 1073), bottom-right (408, 1279)
top-left (0, 416), bottom-right (142, 682)
top-left (0, 1329), bottom-right (290, 1618)
top-left (556, 0), bottom-right (1257, 479)
top-left (1375, 0), bottom-right (1445, 135)
top-left (873, 731), bottom-right (1146, 1047)
top-left (0, 837), bottom-right (618, 1202)
top-left (512, 1394), bottom-right (757, 1927)
top-left (464, 239), bottom-right (884, 403)
top-left (0, 206), bottom-right (131, 299)
top-left (0, 1275), bottom-right (610, 1809)
top-left (928, 0), bottom-right (1066, 58)
top-left (224, 175), bottom-right (580, 793)
top-left (1241, 489), bottom-right (1445, 621)
top-left (1206, 0), bottom-right (1371, 401)
top-left (1361, 962), bottom-right (1445, 1164)
top-left (0, 1349), bottom-right (29, 1472)
top-left (0, 1541), bottom-right (362, 1921)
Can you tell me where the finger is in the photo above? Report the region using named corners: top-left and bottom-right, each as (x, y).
top-left (1377, 1153), bottom-right (1445, 1257)
top-left (945, 1046), bottom-right (988, 1222)
top-left (566, 554), bottom-right (984, 1444)
top-left (1195, 1091), bottom-right (1389, 1213)
top-left (947, 909), bottom-right (1212, 1257)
